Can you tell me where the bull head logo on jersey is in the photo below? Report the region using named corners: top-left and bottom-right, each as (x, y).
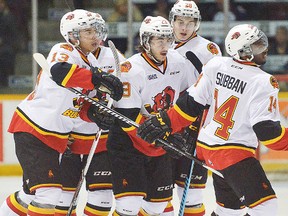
top-left (144, 86), bottom-right (175, 114)
top-left (73, 89), bottom-right (90, 109)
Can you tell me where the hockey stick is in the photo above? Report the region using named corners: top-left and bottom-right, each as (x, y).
top-left (178, 115), bottom-right (204, 216)
top-left (178, 51), bottom-right (216, 214)
top-left (33, 49), bottom-right (118, 216)
top-left (178, 52), bottom-right (205, 216)
top-left (66, 41), bottom-right (121, 215)
top-left (33, 53), bottom-right (224, 179)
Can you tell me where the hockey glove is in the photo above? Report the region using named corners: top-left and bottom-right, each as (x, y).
top-left (80, 99), bottom-right (115, 130)
top-left (182, 117), bottom-right (201, 154)
top-left (137, 110), bottom-right (171, 144)
top-left (158, 133), bottom-right (185, 159)
top-left (91, 67), bottom-right (123, 101)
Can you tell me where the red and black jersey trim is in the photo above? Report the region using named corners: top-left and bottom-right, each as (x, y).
top-left (253, 120), bottom-right (282, 142)
top-left (92, 47), bottom-right (101, 59)
top-left (141, 52), bottom-right (167, 74)
top-left (174, 33), bottom-right (197, 49)
top-left (175, 91), bottom-right (205, 120)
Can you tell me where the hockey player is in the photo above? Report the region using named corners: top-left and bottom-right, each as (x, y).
top-left (54, 10), bottom-right (126, 216)
top-left (0, 9), bottom-right (123, 216)
top-left (105, 16), bottom-right (198, 215)
top-left (163, 1), bottom-right (222, 215)
top-left (137, 24), bottom-right (288, 216)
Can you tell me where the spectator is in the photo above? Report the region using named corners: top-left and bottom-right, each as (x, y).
top-left (6, 0), bottom-right (29, 51)
top-left (207, 0), bottom-right (248, 52)
top-left (107, 0), bottom-right (143, 55)
top-left (152, 0), bottom-right (170, 20)
top-left (108, 0), bottom-right (143, 22)
top-left (207, 0), bottom-right (248, 21)
top-left (269, 26), bottom-right (288, 55)
top-left (259, 3), bottom-right (288, 20)
top-left (0, 0), bottom-right (19, 87)
top-left (73, 0), bottom-right (84, 9)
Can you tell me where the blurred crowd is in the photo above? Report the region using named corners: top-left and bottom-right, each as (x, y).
top-left (0, 0), bottom-right (288, 88)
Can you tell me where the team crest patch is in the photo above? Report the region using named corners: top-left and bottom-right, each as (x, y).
top-left (207, 43), bottom-right (219, 55)
top-left (120, 61), bottom-right (132, 72)
top-left (270, 76), bottom-right (279, 89)
top-left (60, 44), bottom-right (74, 51)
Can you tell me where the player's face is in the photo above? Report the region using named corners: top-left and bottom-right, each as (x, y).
top-left (251, 35), bottom-right (268, 65)
top-left (78, 27), bottom-right (102, 53)
top-left (173, 16), bottom-right (196, 42)
top-left (149, 36), bottom-right (173, 62)
top-left (252, 48), bottom-right (268, 65)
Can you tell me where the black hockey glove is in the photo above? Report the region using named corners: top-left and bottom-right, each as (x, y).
top-left (137, 110), bottom-right (171, 144)
top-left (182, 117), bottom-right (201, 154)
top-left (91, 67), bottom-right (123, 101)
top-left (157, 133), bottom-right (185, 159)
top-left (87, 100), bottom-right (115, 130)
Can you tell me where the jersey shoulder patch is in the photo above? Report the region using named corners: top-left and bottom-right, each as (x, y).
top-left (120, 61), bottom-right (132, 72)
top-left (207, 43), bottom-right (219, 55)
top-left (270, 76), bottom-right (279, 89)
top-left (60, 44), bottom-right (74, 52)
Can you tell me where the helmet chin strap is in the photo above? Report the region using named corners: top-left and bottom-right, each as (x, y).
top-left (143, 44), bottom-right (163, 66)
top-left (75, 40), bottom-right (80, 47)
top-left (147, 51), bottom-right (163, 66)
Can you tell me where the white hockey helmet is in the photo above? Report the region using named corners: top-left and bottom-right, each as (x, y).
top-left (225, 24), bottom-right (268, 61)
top-left (169, 0), bottom-right (201, 32)
top-left (60, 9), bottom-right (108, 44)
top-left (139, 16), bottom-right (174, 50)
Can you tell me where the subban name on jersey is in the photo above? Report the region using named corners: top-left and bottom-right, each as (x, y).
top-left (216, 72), bottom-right (247, 94)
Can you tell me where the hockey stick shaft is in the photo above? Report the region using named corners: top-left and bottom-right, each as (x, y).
top-left (33, 53), bottom-right (223, 179)
top-left (67, 41), bottom-right (120, 214)
top-left (178, 113), bottom-right (205, 216)
top-left (33, 53), bottom-right (113, 216)
top-left (67, 41), bottom-right (120, 215)
top-left (179, 52), bottom-right (205, 215)
top-left (65, 88), bottom-right (223, 178)
top-left (67, 133), bottom-right (101, 215)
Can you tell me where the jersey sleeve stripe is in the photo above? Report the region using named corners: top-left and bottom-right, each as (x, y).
top-left (61, 64), bottom-right (77, 86)
top-left (174, 104), bottom-right (196, 122)
top-left (261, 126), bottom-right (285, 145)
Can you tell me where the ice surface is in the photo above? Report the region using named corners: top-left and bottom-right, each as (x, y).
top-left (0, 176), bottom-right (287, 215)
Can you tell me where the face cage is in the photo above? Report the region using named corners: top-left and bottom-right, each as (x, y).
top-left (141, 32), bottom-right (174, 50)
top-left (171, 15), bottom-right (201, 34)
top-left (71, 22), bottom-right (108, 41)
top-left (238, 31), bottom-right (268, 60)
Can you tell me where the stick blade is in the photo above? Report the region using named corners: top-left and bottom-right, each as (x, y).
top-left (33, 53), bottom-right (51, 76)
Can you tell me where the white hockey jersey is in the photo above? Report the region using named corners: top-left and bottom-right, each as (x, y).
top-left (185, 56), bottom-right (280, 169)
top-left (9, 43), bottom-right (125, 153)
top-left (114, 50), bottom-right (197, 117)
top-left (112, 50), bottom-right (198, 156)
top-left (173, 35), bottom-right (222, 86)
